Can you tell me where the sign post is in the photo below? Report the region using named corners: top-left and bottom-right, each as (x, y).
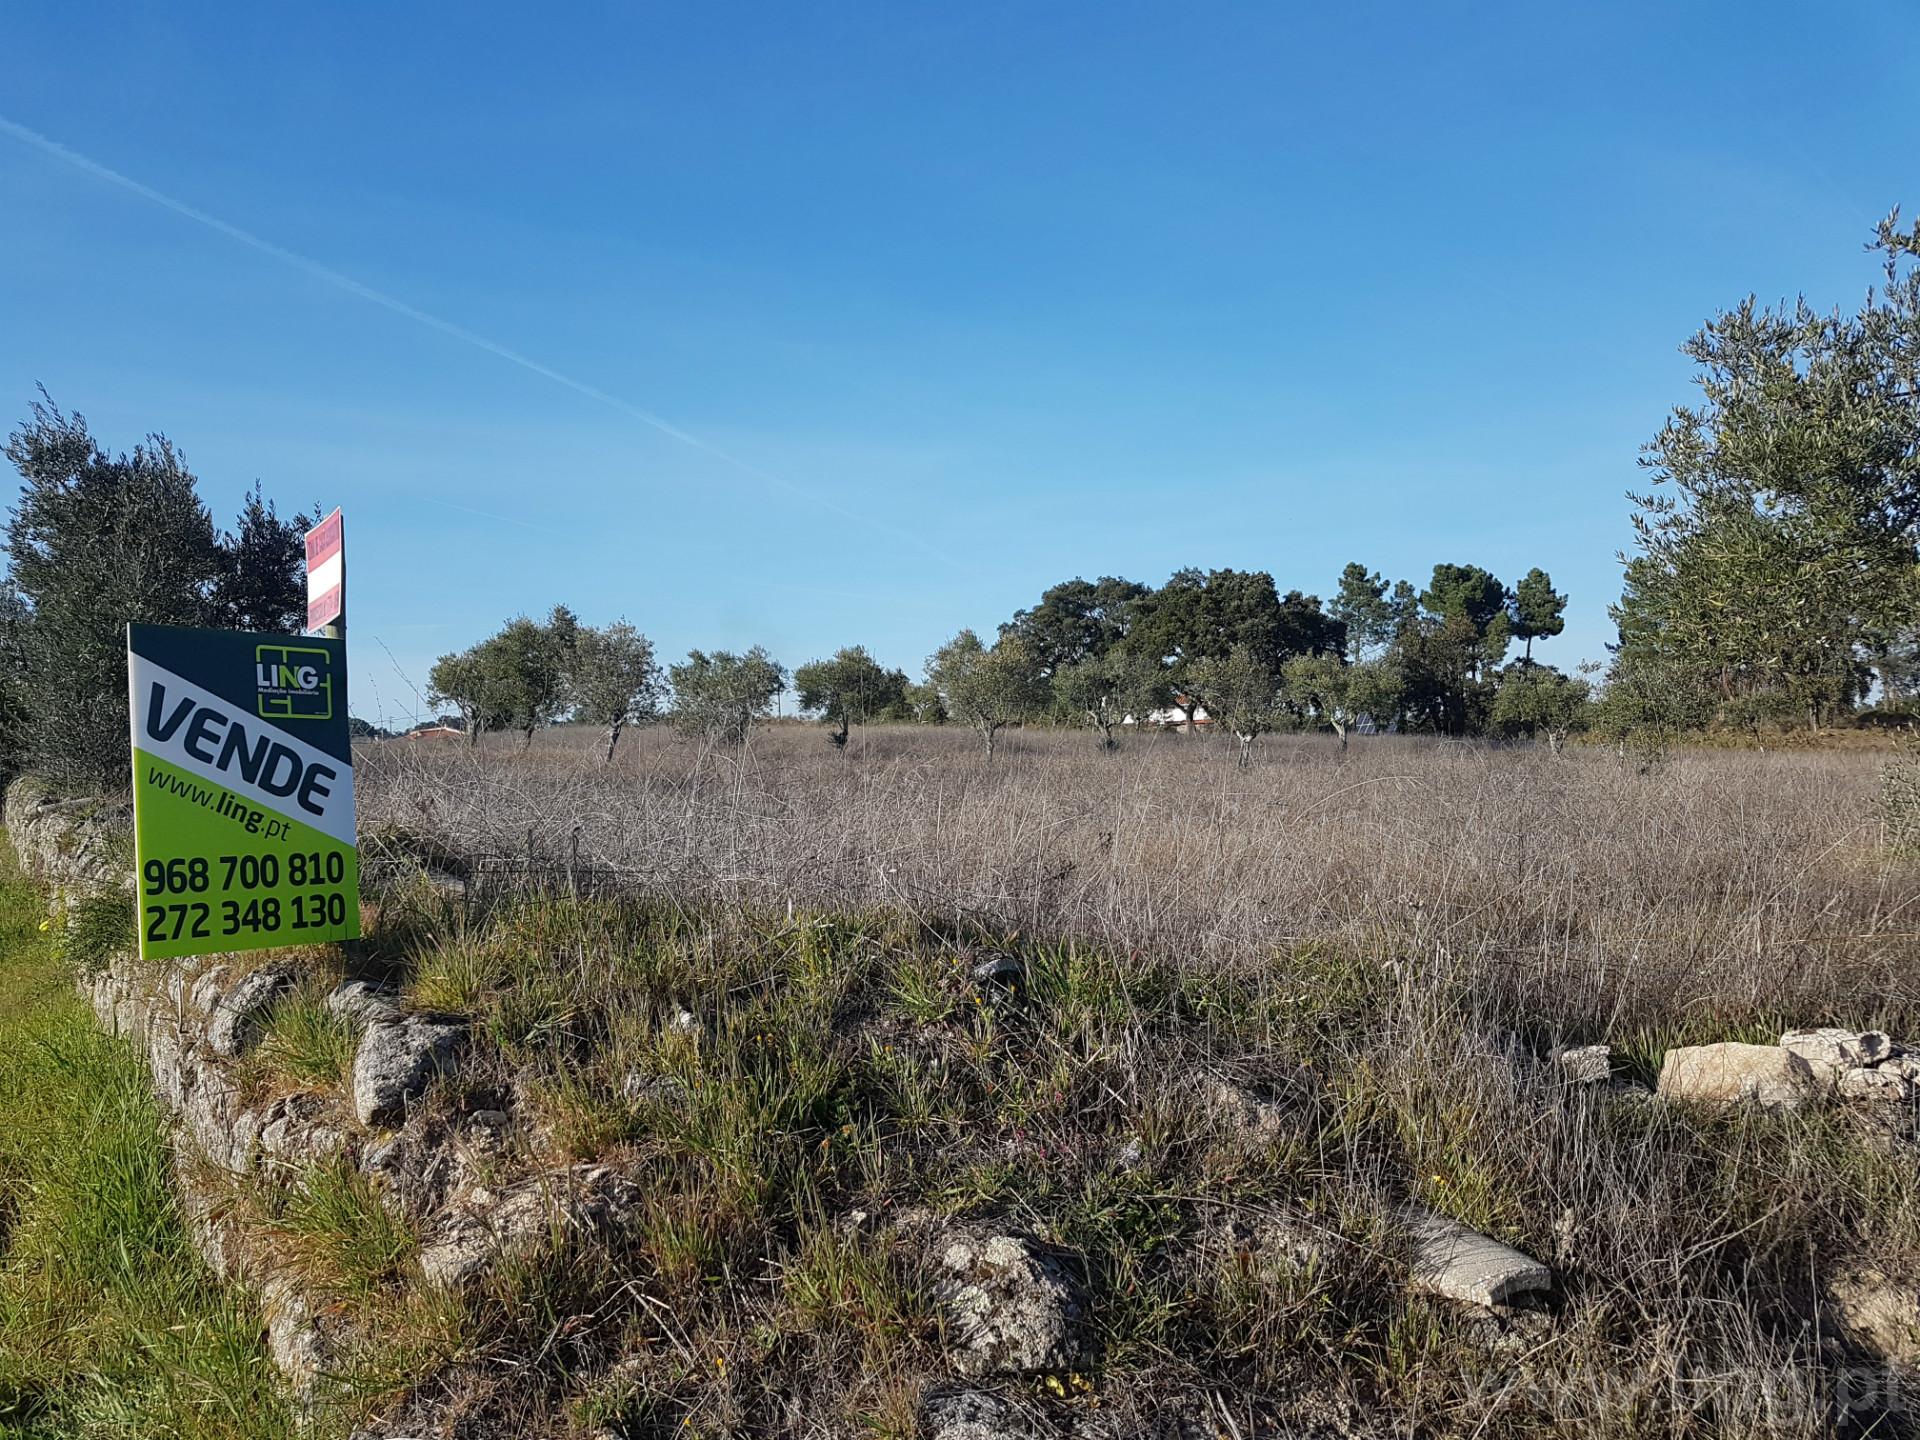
top-left (127, 623), bottom-right (359, 960)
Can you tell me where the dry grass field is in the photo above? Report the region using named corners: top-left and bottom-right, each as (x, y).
top-left (360, 724), bottom-right (1920, 1036)
top-left (293, 725), bottom-right (1920, 1437)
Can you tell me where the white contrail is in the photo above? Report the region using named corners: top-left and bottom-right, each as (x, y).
top-left (0, 114), bottom-right (953, 565)
top-left (416, 495), bottom-right (570, 538)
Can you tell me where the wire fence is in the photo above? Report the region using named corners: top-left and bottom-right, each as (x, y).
top-left (360, 826), bottom-right (661, 920)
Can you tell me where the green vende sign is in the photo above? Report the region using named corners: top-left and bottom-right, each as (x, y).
top-left (127, 623), bottom-right (360, 960)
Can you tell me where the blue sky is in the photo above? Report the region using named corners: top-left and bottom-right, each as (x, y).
top-left (3, 2), bottom-right (1916, 727)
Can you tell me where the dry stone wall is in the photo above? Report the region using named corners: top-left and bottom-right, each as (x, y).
top-left (0, 779), bottom-right (624, 1423)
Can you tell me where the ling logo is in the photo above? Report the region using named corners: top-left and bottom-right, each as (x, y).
top-left (254, 644), bottom-right (334, 722)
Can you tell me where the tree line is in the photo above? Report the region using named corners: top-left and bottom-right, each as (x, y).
top-left (425, 613), bottom-right (795, 760)
top-left (426, 557), bottom-right (1581, 764)
top-left (426, 615), bottom-right (927, 758)
top-left (428, 210), bottom-right (1920, 763)
top-left (4, 210), bottom-right (1917, 788)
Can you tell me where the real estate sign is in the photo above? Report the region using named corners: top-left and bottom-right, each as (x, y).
top-left (127, 623), bottom-right (359, 960)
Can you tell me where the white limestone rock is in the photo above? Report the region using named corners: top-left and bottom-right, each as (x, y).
top-left (1198, 1074), bottom-right (1291, 1144)
top-left (326, 979), bottom-right (403, 1027)
top-left (207, 966), bottom-right (297, 1058)
top-left (1657, 1042), bottom-right (1817, 1110)
top-left (1781, 1028), bottom-right (1897, 1082)
top-left (417, 1164), bottom-right (640, 1290)
top-left (1552, 1044), bottom-right (1613, 1086)
top-left (1837, 1066), bottom-right (1915, 1104)
top-left (1408, 1211), bottom-right (1551, 1308)
top-left (923, 1389), bottom-right (1039, 1440)
top-left (351, 1017), bottom-right (465, 1129)
top-left (932, 1230), bottom-right (1088, 1377)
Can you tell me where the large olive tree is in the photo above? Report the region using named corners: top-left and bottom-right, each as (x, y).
top-left (925, 630), bottom-right (1049, 759)
top-left (571, 620), bottom-right (664, 761)
top-left (670, 647), bottom-right (787, 746)
top-left (1614, 211), bottom-right (1920, 731)
top-left (793, 646), bottom-right (909, 747)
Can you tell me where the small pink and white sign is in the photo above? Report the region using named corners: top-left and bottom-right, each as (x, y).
top-left (305, 508), bottom-right (344, 633)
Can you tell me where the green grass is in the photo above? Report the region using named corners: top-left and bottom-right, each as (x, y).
top-left (0, 835), bottom-right (291, 1439)
top-left (55, 890), bottom-right (139, 974)
top-left (265, 1158), bottom-right (419, 1301)
top-left (250, 990), bottom-right (358, 1089)
top-left (774, 1219), bottom-right (930, 1361)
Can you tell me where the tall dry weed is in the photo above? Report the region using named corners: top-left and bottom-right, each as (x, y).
top-left (358, 725), bottom-right (1920, 1038)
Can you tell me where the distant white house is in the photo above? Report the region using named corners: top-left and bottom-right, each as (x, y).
top-left (1123, 696), bottom-right (1212, 729)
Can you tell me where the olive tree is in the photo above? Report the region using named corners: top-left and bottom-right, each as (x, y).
top-left (1281, 653), bottom-right (1401, 750)
top-left (670, 647), bottom-right (787, 746)
top-left (1489, 664), bottom-right (1592, 754)
top-left (428, 606), bottom-right (577, 749)
top-left (903, 681), bottom-right (947, 725)
top-left (1054, 650), bottom-right (1169, 749)
top-left (426, 647), bottom-right (499, 745)
top-left (793, 646), bottom-right (909, 747)
top-left (1187, 644), bottom-right (1286, 767)
top-left (571, 620), bottom-right (664, 761)
top-left (485, 609), bottom-right (576, 750)
top-left (925, 629), bottom-right (1049, 759)
top-left (1592, 652), bottom-right (1714, 771)
top-left (1614, 212), bottom-right (1920, 730)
